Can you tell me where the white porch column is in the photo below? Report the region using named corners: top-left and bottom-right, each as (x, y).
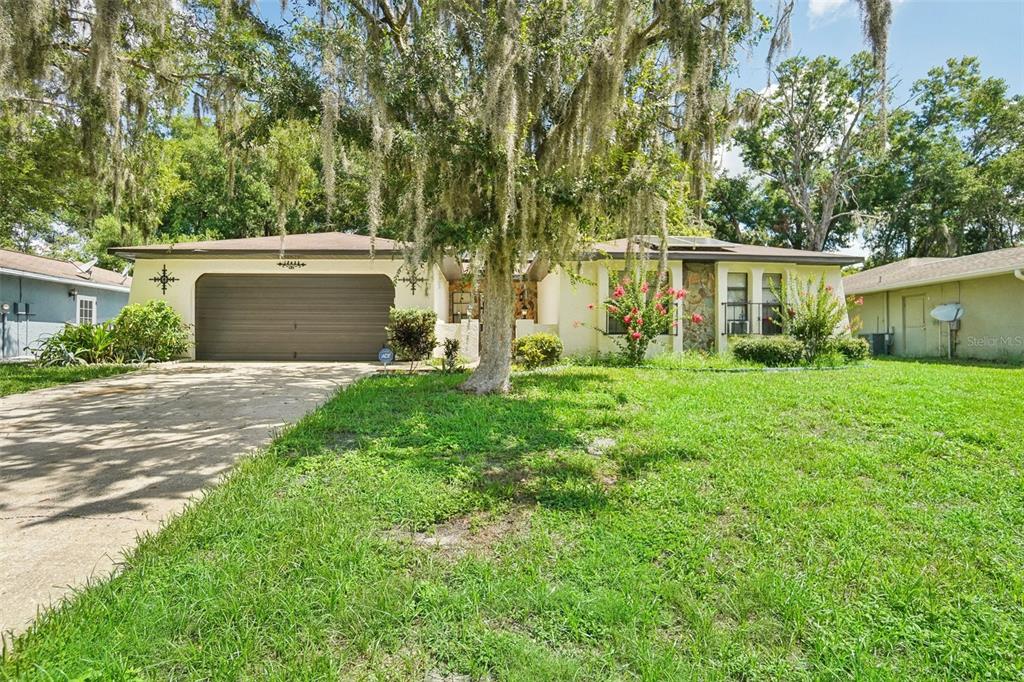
top-left (749, 266), bottom-right (764, 335)
top-left (596, 263), bottom-right (609, 333)
top-left (715, 262), bottom-right (729, 354)
top-left (671, 261), bottom-right (684, 353)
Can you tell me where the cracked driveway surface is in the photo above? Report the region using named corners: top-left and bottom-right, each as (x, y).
top-left (0, 362), bottom-right (373, 635)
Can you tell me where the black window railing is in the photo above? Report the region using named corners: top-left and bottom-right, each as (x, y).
top-left (722, 302), bottom-right (785, 336)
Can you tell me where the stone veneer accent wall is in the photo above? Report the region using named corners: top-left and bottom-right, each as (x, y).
top-left (680, 263), bottom-right (715, 351)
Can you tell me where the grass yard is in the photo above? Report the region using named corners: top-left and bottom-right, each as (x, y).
top-left (0, 363), bottom-right (137, 397)
top-left (4, 360), bottom-right (1023, 679)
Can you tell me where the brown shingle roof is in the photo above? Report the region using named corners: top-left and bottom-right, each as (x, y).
top-left (588, 237), bottom-right (861, 265)
top-left (109, 231), bottom-right (859, 268)
top-left (844, 247), bottom-right (1024, 295)
top-left (110, 232), bottom-right (401, 259)
top-left (0, 248), bottom-right (131, 289)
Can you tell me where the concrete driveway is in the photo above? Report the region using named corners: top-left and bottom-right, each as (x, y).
top-left (0, 362), bottom-right (374, 636)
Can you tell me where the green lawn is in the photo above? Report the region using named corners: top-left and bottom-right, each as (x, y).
top-left (4, 360), bottom-right (1023, 679)
top-left (0, 363), bottom-right (137, 397)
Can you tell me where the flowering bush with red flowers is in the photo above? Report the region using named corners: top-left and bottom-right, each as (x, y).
top-left (601, 272), bottom-right (690, 365)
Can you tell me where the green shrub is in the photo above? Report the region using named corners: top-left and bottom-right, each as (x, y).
top-left (513, 333), bottom-right (563, 368)
top-left (387, 308), bottom-right (437, 368)
top-left (811, 349), bottom-right (847, 368)
top-left (831, 336), bottom-right (870, 362)
top-left (31, 323), bottom-right (117, 366)
top-left (771, 275), bottom-right (847, 361)
top-left (732, 336), bottom-right (805, 367)
top-left (112, 300), bottom-right (191, 362)
top-left (440, 337), bottom-right (462, 373)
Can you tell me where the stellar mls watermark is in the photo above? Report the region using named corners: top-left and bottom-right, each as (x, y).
top-left (965, 335), bottom-right (1024, 347)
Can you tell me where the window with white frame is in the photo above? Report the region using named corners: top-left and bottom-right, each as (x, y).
top-left (726, 272), bottom-right (748, 320)
top-left (761, 273), bottom-right (783, 335)
top-left (76, 296), bottom-right (97, 325)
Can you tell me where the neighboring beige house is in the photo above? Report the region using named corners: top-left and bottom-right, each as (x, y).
top-left (111, 232), bottom-right (858, 361)
top-left (844, 247), bottom-right (1024, 361)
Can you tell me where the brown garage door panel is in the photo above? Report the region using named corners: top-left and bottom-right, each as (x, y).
top-left (195, 274), bottom-right (395, 361)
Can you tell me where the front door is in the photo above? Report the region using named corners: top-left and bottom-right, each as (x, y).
top-left (902, 294), bottom-right (927, 356)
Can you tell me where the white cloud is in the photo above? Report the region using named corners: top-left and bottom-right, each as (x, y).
top-left (808, 0), bottom-right (850, 19)
top-left (808, 0), bottom-right (905, 25)
top-left (836, 238), bottom-right (870, 259)
top-left (715, 142), bottom-right (748, 178)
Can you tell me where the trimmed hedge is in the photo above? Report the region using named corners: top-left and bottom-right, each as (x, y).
top-left (732, 336), bottom-right (805, 367)
top-left (831, 336), bottom-right (870, 362)
top-left (112, 300), bottom-right (191, 362)
top-left (387, 308), bottom-right (437, 363)
top-left (513, 333), bottom-right (563, 369)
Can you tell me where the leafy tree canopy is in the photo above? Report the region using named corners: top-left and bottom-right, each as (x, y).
top-left (857, 57), bottom-right (1024, 263)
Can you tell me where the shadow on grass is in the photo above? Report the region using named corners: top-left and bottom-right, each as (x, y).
top-left (270, 370), bottom-right (689, 516)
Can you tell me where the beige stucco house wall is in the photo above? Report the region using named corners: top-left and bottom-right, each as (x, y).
top-left (845, 247), bottom-right (1024, 361)
top-left (116, 232), bottom-right (860, 361)
top-left (520, 258), bottom-right (850, 358)
top-left (129, 255), bottom-right (448, 360)
top-left (853, 273), bottom-right (1024, 360)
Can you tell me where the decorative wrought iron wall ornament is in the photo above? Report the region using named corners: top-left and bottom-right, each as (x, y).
top-left (276, 260), bottom-right (307, 270)
top-left (149, 265), bottom-right (179, 294)
top-left (395, 263), bottom-right (425, 295)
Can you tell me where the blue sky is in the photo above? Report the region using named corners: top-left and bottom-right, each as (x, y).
top-left (734, 0), bottom-right (1024, 97)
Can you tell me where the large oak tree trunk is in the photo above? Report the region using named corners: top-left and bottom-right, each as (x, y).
top-left (461, 238), bottom-right (514, 395)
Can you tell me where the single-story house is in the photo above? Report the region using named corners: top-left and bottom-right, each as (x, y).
top-left (1, 248), bottom-right (132, 360)
top-left (844, 247), bottom-right (1024, 361)
top-left (110, 232), bottom-right (859, 361)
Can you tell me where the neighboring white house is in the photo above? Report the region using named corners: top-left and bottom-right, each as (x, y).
top-left (1, 249), bottom-right (132, 360)
top-left (110, 232), bottom-right (859, 361)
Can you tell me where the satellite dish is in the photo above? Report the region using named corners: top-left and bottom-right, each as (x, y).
top-left (73, 258), bottom-right (98, 277)
top-left (930, 303), bottom-right (964, 322)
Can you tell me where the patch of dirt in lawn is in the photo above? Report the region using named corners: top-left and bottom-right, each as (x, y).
top-left (327, 431), bottom-right (360, 452)
top-left (587, 436), bottom-right (617, 456)
top-left (385, 506), bottom-right (533, 559)
top-left (337, 640), bottom-right (435, 681)
top-left (478, 462), bottom-right (533, 488)
top-left (425, 671), bottom-right (474, 682)
top-left (712, 505), bottom-right (753, 542)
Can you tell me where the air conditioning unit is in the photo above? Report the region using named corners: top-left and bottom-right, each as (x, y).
top-left (728, 320), bottom-right (749, 335)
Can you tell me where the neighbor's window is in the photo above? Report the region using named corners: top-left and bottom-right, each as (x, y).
top-left (76, 296), bottom-right (96, 325)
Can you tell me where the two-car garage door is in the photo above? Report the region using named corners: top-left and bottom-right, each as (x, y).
top-left (195, 274), bottom-right (394, 361)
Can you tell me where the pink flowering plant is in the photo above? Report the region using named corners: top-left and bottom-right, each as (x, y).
top-left (601, 272), bottom-right (688, 365)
